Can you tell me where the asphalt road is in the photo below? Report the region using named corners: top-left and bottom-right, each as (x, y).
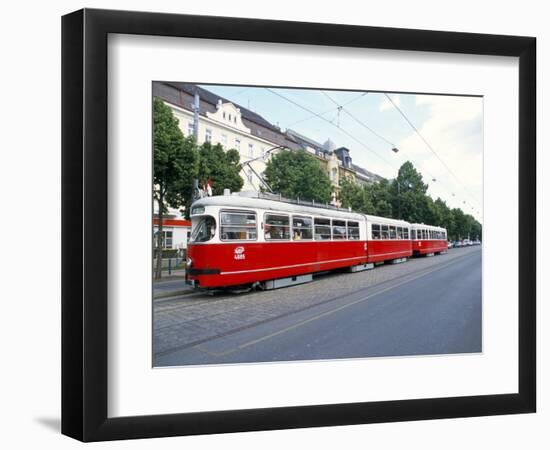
top-left (154, 246), bottom-right (481, 366)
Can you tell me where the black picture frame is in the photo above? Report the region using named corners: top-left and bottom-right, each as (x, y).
top-left (61, 8), bottom-right (536, 442)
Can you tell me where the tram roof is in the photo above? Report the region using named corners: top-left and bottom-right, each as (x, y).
top-left (410, 222), bottom-right (446, 231)
top-left (363, 215), bottom-right (412, 227)
top-left (192, 193), bottom-right (367, 221)
top-left (192, 193), bottom-right (413, 226)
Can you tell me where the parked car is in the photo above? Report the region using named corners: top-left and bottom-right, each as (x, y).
top-left (448, 241), bottom-right (454, 249)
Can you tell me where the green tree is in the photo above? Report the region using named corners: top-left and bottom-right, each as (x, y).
top-left (196, 142), bottom-right (243, 201)
top-left (153, 98), bottom-right (198, 279)
top-left (366, 179), bottom-right (393, 217)
top-left (390, 161), bottom-right (429, 221)
top-left (338, 177), bottom-right (375, 214)
top-left (264, 150), bottom-right (332, 203)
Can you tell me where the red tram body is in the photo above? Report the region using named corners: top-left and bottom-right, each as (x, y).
top-left (410, 223), bottom-right (448, 256)
top-left (186, 193), bottom-right (447, 289)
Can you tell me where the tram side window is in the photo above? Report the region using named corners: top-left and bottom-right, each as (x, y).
top-left (381, 224), bottom-right (389, 239)
top-left (397, 226), bottom-right (403, 239)
top-left (220, 212), bottom-right (257, 241)
top-left (348, 221), bottom-right (360, 240)
top-left (332, 220), bottom-right (347, 240)
top-left (264, 214), bottom-right (290, 240)
top-left (389, 225), bottom-right (397, 240)
top-left (411, 229), bottom-right (416, 240)
top-left (372, 224), bottom-right (381, 239)
top-left (314, 218), bottom-right (331, 240)
top-left (404, 227), bottom-right (409, 239)
top-left (292, 215), bottom-right (313, 240)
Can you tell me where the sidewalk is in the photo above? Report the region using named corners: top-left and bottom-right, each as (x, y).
top-left (153, 272), bottom-right (194, 299)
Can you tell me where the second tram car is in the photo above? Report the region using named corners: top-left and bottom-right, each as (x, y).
top-left (186, 192), bottom-right (446, 289)
top-left (410, 223), bottom-right (448, 256)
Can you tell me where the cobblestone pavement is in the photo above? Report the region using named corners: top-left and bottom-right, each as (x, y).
top-left (154, 246), bottom-right (481, 358)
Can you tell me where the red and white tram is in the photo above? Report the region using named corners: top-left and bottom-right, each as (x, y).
top-left (410, 223), bottom-right (448, 256)
top-left (185, 193), bottom-right (446, 289)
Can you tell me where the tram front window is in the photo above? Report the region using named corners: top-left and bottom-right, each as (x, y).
top-left (191, 216), bottom-right (216, 243)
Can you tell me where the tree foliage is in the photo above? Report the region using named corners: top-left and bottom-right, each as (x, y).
top-left (153, 98), bottom-right (244, 223)
top-left (197, 142), bottom-right (243, 196)
top-left (153, 98), bottom-right (197, 278)
top-left (263, 150), bottom-right (332, 203)
top-left (338, 160), bottom-right (482, 241)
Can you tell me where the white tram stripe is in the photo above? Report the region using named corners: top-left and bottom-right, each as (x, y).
top-left (220, 256), bottom-right (366, 275)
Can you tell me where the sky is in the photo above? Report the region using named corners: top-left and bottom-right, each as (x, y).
top-left (200, 84), bottom-right (483, 223)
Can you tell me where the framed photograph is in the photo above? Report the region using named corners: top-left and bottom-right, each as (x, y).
top-left (62, 8), bottom-right (536, 442)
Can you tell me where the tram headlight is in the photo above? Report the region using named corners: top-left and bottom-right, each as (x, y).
top-left (186, 257), bottom-right (193, 268)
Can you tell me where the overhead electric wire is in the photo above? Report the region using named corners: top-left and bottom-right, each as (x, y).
top-left (286, 92), bottom-right (367, 128)
top-left (383, 93), bottom-right (482, 208)
top-left (322, 91), bottom-right (441, 184)
top-left (322, 91), bottom-right (397, 148)
top-left (266, 87), bottom-right (480, 220)
top-left (266, 88), bottom-right (399, 172)
top-left (323, 91), bottom-right (481, 218)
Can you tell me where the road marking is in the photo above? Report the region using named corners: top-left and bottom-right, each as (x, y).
top-left (202, 252), bottom-right (478, 354)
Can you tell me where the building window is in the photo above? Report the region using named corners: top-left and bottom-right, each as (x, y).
top-left (247, 169), bottom-right (253, 183)
top-left (187, 121), bottom-right (194, 136)
top-left (248, 143), bottom-right (254, 158)
top-left (228, 113), bottom-right (232, 122)
top-left (154, 230), bottom-right (173, 249)
top-left (261, 147), bottom-right (266, 159)
top-left (221, 134), bottom-right (228, 147)
top-left (235, 138), bottom-right (240, 151)
top-left (223, 111), bottom-right (226, 119)
top-left (205, 128), bottom-right (212, 143)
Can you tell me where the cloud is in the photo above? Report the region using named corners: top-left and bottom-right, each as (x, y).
top-left (395, 95), bottom-right (483, 219)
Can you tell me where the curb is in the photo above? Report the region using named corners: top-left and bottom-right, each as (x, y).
top-left (153, 289), bottom-right (196, 300)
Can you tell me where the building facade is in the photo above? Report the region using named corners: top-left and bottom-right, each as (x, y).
top-left (153, 217), bottom-right (192, 255)
top-left (153, 82), bottom-right (384, 214)
top-left (153, 82), bottom-right (300, 192)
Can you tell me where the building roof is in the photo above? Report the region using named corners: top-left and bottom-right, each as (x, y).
top-left (351, 163), bottom-right (384, 182)
top-left (154, 82), bottom-right (384, 182)
top-left (285, 129), bottom-right (326, 153)
top-left (162, 82), bottom-right (282, 133)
